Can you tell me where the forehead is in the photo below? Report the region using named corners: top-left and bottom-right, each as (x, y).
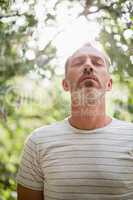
top-left (70, 46), bottom-right (106, 63)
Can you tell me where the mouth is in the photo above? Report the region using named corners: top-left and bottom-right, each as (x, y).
top-left (76, 75), bottom-right (100, 89)
top-left (79, 76), bottom-right (99, 84)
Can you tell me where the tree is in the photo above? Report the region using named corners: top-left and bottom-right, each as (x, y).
top-left (0, 0), bottom-right (132, 199)
top-left (81, 0), bottom-right (133, 120)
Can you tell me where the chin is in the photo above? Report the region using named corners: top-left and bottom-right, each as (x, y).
top-left (80, 87), bottom-right (105, 104)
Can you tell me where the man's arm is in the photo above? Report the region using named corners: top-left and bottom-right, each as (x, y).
top-left (17, 184), bottom-right (44, 200)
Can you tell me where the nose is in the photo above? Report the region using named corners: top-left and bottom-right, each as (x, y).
top-left (83, 67), bottom-right (93, 74)
top-left (83, 57), bottom-right (94, 74)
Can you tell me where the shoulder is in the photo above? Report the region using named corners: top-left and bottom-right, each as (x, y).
top-left (112, 117), bottom-right (133, 130)
top-left (26, 119), bottom-right (67, 145)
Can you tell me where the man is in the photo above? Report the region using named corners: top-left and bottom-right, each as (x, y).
top-left (16, 42), bottom-right (133, 200)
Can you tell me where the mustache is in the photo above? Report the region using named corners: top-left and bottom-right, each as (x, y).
top-left (77, 74), bottom-right (100, 86)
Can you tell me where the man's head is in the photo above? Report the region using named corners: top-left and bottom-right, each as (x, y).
top-left (64, 42), bottom-right (111, 76)
top-left (62, 42), bottom-right (112, 105)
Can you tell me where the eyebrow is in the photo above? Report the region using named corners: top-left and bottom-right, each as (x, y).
top-left (71, 54), bottom-right (105, 64)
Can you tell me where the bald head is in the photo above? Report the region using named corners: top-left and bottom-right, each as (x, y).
top-left (65, 42), bottom-right (111, 76)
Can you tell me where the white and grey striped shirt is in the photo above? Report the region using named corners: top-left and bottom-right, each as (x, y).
top-left (16, 117), bottom-right (133, 200)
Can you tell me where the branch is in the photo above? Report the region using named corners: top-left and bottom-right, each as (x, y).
top-left (78, 2), bottom-right (117, 17)
top-left (53, 0), bottom-right (62, 10)
top-left (78, 6), bottom-right (106, 17)
top-left (41, 29), bottom-right (63, 53)
top-left (0, 12), bottom-right (22, 19)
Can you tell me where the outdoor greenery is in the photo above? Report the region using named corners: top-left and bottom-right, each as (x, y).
top-left (0, 0), bottom-right (132, 199)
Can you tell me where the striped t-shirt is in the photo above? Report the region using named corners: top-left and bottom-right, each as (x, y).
top-left (16, 117), bottom-right (133, 200)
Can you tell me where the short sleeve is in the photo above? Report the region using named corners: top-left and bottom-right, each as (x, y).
top-left (16, 135), bottom-right (44, 191)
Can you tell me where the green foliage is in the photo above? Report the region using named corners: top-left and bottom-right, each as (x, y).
top-left (84, 0), bottom-right (133, 121)
top-left (0, 0), bottom-right (10, 10)
top-left (0, 0), bottom-right (132, 199)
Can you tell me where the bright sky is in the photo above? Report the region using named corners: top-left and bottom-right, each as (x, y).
top-left (53, 17), bottom-right (100, 75)
top-left (10, 0), bottom-right (101, 77)
top-left (54, 17), bottom-right (100, 60)
top-left (33, 0), bottom-right (101, 75)
top-left (10, 0), bottom-right (132, 70)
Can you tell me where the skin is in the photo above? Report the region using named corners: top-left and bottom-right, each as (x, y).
top-left (62, 44), bottom-right (112, 130)
top-left (17, 184), bottom-right (44, 200)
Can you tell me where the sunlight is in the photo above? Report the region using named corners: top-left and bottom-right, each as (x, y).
top-left (54, 17), bottom-right (100, 74)
top-left (54, 17), bottom-right (100, 58)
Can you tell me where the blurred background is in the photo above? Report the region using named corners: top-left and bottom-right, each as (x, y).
top-left (0, 0), bottom-right (133, 199)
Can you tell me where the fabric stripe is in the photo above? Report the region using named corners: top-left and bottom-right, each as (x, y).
top-left (16, 117), bottom-right (133, 200)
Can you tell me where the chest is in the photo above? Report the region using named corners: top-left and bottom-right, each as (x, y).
top-left (40, 136), bottom-right (133, 189)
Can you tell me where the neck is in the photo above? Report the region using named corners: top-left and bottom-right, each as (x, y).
top-left (69, 98), bottom-right (112, 130)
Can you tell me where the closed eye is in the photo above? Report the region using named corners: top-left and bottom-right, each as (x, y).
top-left (92, 59), bottom-right (104, 66)
top-left (72, 59), bottom-right (85, 66)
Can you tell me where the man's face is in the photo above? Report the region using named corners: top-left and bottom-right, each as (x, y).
top-left (62, 45), bottom-right (112, 105)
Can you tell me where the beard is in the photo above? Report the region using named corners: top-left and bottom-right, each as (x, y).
top-left (71, 79), bottom-right (105, 106)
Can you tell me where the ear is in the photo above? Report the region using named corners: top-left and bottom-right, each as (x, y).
top-left (107, 78), bottom-right (112, 91)
top-left (62, 79), bottom-right (69, 91)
